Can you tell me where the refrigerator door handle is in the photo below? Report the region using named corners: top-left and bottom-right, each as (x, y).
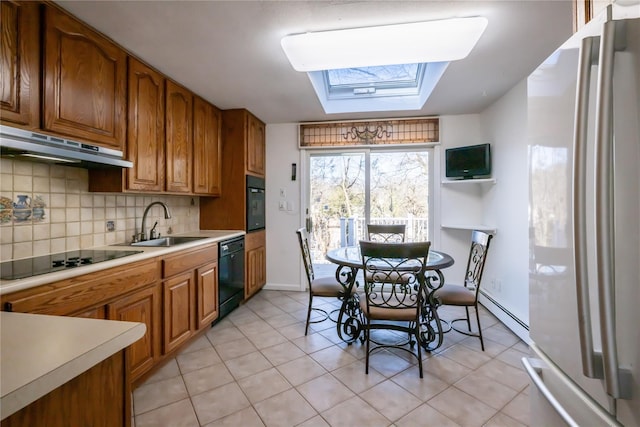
top-left (594, 19), bottom-right (632, 400)
top-left (573, 34), bottom-right (604, 381)
top-left (522, 357), bottom-right (580, 427)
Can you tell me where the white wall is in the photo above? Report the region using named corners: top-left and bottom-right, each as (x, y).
top-left (264, 123), bottom-right (305, 291)
top-left (438, 114), bottom-right (486, 283)
top-left (479, 79), bottom-right (530, 341)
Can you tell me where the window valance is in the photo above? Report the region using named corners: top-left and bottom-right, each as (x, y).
top-left (299, 117), bottom-right (439, 148)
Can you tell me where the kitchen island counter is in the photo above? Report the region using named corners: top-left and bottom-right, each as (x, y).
top-left (0, 311), bottom-right (146, 421)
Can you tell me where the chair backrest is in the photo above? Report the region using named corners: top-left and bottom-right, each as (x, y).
top-left (360, 240), bottom-right (431, 309)
top-left (296, 228), bottom-right (315, 285)
top-left (366, 224), bottom-right (406, 243)
top-left (463, 230), bottom-right (493, 297)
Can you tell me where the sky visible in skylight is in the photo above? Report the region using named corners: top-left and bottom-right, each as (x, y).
top-left (326, 64), bottom-right (420, 87)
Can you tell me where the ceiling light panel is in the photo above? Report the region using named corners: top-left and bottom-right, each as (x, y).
top-left (281, 17), bottom-right (488, 72)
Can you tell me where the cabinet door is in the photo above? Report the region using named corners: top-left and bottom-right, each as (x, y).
top-left (196, 261), bottom-right (218, 329)
top-left (163, 271), bottom-right (194, 353)
top-left (71, 305), bottom-right (106, 319)
top-left (127, 58), bottom-right (165, 192)
top-left (43, 6), bottom-right (126, 149)
top-left (245, 230), bottom-right (266, 299)
top-left (246, 113), bottom-right (266, 177)
top-left (0, 0), bottom-right (39, 128)
top-left (193, 97), bottom-right (222, 196)
top-left (107, 284), bottom-right (161, 381)
top-left (165, 80), bottom-right (193, 193)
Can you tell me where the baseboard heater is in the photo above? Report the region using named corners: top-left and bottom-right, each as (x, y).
top-left (479, 289), bottom-right (530, 342)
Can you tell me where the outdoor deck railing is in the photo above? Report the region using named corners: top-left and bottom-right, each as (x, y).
top-left (310, 216), bottom-right (429, 263)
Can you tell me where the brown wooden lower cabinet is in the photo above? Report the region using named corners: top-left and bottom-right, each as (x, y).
top-left (162, 271), bottom-right (195, 353)
top-left (71, 305), bottom-right (107, 319)
top-left (1, 350), bottom-right (130, 427)
top-left (107, 284), bottom-right (161, 380)
top-left (245, 230), bottom-right (266, 299)
top-left (196, 261), bottom-right (219, 329)
top-left (161, 243), bottom-right (219, 353)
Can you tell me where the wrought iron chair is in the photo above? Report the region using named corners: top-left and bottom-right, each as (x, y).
top-left (359, 240), bottom-right (431, 378)
top-left (296, 228), bottom-right (351, 335)
top-left (433, 230), bottom-right (493, 350)
top-left (366, 224), bottom-right (406, 243)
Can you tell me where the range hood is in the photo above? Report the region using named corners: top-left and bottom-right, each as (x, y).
top-left (0, 125), bottom-right (132, 169)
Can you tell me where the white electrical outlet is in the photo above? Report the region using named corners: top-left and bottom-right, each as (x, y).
top-left (279, 188), bottom-right (286, 198)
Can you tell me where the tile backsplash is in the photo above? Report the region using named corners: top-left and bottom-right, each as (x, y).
top-left (0, 158), bottom-right (200, 261)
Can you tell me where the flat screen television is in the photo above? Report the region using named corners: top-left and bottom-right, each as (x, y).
top-left (445, 143), bottom-right (492, 179)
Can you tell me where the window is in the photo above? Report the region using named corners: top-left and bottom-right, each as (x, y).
top-left (308, 62), bottom-right (449, 114)
top-left (325, 63), bottom-right (424, 98)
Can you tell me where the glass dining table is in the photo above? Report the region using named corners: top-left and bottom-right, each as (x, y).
top-left (325, 245), bottom-right (454, 351)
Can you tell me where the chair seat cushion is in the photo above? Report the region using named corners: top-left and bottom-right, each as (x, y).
top-left (359, 297), bottom-right (418, 321)
top-left (434, 284), bottom-right (475, 305)
top-left (311, 276), bottom-right (352, 297)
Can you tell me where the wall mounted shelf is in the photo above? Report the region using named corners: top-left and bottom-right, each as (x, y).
top-left (441, 177), bottom-right (496, 185)
top-left (441, 224), bottom-right (497, 234)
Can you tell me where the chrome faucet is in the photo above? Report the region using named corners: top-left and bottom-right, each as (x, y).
top-left (140, 201), bottom-right (172, 241)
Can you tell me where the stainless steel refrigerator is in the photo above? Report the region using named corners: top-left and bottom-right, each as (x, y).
top-left (525, 3), bottom-right (639, 426)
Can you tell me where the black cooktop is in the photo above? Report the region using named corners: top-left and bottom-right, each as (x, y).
top-left (0, 249), bottom-right (143, 280)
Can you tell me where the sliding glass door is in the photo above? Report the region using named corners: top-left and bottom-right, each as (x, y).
top-left (306, 148), bottom-right (432, 271)
top-left (308, 152), bottom-right (365, 266)
top-left (369, 151), bottom-right (431, 241)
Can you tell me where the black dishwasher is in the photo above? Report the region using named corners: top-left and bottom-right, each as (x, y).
top-left (217, 236), bottom-right (245, 322)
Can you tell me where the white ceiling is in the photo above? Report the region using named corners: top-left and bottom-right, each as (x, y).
top-left (55, 1), bottom-right (573, 124)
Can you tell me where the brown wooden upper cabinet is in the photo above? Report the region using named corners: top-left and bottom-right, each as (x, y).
top-left (43, 6), bottom-right (127, 150)
top-left (193, 96), bottom-right (222, 196)
top-left (126, 58), bottom-right (166, 192)
top-left (90, 68), bottom-right (222, 196)
top-left (0, 1), bottom-right (40, 128)
top-left (165, 80), bottom-right (193, 194)
top-left (247, 112), bottom-right (266, 177)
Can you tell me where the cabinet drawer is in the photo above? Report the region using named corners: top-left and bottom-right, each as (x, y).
top-left (1, 259), bottom-right (160, 316)
top-left (162, 244), bottom-right (217, 278)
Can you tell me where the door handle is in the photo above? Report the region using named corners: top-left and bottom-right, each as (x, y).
top-left (572, 35), bottom-right (603, 380)
top-left (594, 19), bottom-right (632, 400)
top-left (522, 357), bottom-right (580, 427)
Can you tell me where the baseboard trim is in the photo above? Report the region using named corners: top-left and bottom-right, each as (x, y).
top-left (263, 283), bottom-right (303, 292)
top-left (479, 290), bottom-right (530, 344)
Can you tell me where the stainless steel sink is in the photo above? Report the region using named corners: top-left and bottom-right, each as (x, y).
top-left (130, 236), bottom-right (208, 247)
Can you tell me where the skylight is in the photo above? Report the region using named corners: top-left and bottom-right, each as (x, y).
top-left (307, 62), bottom-right (449, 114)
top-left (325, 64), bottom-right (423, 98)
top-left (281, 17), bottom-right (487, 114)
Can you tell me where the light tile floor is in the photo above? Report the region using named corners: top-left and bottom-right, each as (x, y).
top-left (133, 289), bottom-right (530, 427)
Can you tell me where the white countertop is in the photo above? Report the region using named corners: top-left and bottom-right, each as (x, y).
top-left (0, 229), bottom-right (244, 420)
top-left (0, 311), bottom-right (146, 420)
top-left (0, 230), bottom-right (245, 295)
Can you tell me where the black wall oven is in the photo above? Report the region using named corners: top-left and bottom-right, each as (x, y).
top-left (246, 175), bottom-right (265, 231)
